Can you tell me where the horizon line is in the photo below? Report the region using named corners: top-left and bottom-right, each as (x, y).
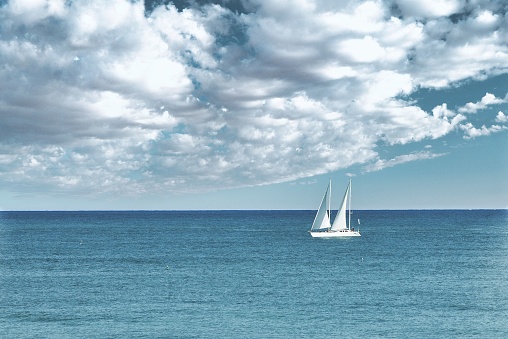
top-left (1, 208), bottom-right (506, 212)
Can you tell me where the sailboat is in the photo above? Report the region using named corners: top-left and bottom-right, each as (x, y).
top-left (309, 179), bottom-right (361, 237)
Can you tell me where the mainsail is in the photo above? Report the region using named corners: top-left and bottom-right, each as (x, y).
top-left (330, 182), bottom-right (350, 231)
top-left (310, 182), bottom-right (331, 231)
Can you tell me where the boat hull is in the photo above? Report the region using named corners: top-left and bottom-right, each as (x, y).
top-left (309, 230), bottom-right (361, 238)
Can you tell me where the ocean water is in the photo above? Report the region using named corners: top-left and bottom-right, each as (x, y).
top-left (1, 210), bottom-right (507, 338)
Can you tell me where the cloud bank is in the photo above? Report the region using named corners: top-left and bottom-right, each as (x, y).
top-left (0, 0), bottom-right (507, 197)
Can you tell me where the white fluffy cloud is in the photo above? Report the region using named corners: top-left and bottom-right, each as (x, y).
top-left (460, 123), bottom-right (507, 138)
top-left (496, 111), bottom-right (508, 123)
top-left (459, 93), bottom-right (506, 113)
top-left (0, 0), bottom-right (507, 197)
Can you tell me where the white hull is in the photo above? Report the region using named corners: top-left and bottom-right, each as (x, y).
top-left (309, 230), bottom-right (361, 238)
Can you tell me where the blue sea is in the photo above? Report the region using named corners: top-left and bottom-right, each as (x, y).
top-left (1, 210), bottom-right (507, 338)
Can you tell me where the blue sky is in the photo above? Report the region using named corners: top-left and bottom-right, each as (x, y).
top-left (0, 0), bottom-right (507, 210)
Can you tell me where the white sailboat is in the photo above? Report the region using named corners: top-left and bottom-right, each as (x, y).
top-left (309, 179), bottom-right (361, 238)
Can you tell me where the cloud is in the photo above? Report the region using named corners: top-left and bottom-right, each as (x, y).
top-left (459, 93), bottom-right (506, 113)
top-left (496, 111), bottom-right (508, 123)
top-left (363, 151), bottom-right (447, 172)
top-left (0, 0), bottom-right (507, 198)
top-left (460, 123), bottom-right (507, 139)
top-left (408, 7), bottom-right (508, 88)
top-left (291, 179), bottom-right (318, 186)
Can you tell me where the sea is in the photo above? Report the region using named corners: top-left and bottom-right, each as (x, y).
top-left (1, 210), bottom-right (507, 338)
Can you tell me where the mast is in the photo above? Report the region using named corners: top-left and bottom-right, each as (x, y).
top-left (328, 179), bottom-right (332, 230)
top-left (348, 179), bottom-right (352, 230)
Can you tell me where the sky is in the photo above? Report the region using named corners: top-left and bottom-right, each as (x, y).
top-left (0, 0), bottom-right (507, 210)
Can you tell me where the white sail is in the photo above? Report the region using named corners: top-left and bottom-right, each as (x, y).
top-left (330, 181), bottom-right (349, 231)
top-left (310, 183), bottom-right (331, 231)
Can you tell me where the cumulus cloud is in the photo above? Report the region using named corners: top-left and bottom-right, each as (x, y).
top-left (0, 0), bottom-right (507, 197)
top-left (496, 111), bottom-right (508, 123)
top-left (460, 123), bottom-right (507, 139)
top-left (459, 93), bottom-right (506, 113)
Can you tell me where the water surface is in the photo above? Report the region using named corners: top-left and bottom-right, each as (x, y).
top-left (1, 210), bottom-right (507, 337)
